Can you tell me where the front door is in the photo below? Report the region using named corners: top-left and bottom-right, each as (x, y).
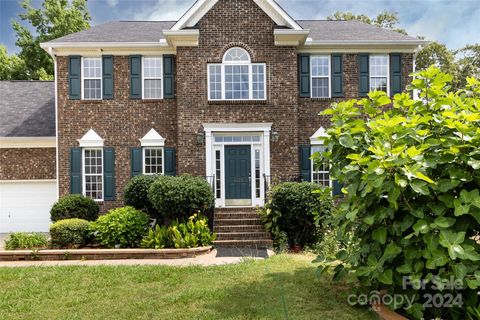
top-left (225, 145), bottom-right (251, 206)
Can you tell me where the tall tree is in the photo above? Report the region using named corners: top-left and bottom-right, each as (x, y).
top-left (12, 0), bottom-right (91, 80)
top-left (415, 41), bottom-right (456, 74)
top-left (454, 44), bottom-right (480, 89)
top-left (327, 10), bottom-right (408, 35)
top-left (0, 45), bottom-right (28, 80)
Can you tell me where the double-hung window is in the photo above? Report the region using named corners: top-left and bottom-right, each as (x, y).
top-left (311, 145), bottom-right (330, 187)
top-left (83, 148), bottom-right (103, 201)
top-left (369, 54), bottom-right (389, 94)
top-left (208, 47), bottom-right (266, 101)
top-left (143, 147), bottom-right (164, 175)
top-left (143, 57), bottom-right (163, 99)
top-left (311, 55), bottom-right (330, 98)
top-left (82, 57), bottom-right (102, 100)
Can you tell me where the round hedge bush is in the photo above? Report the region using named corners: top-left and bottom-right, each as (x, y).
top-left (124, 175), bottom-right (159, 218)
top-left (90, 206), bottom-right (150, 248)
top-left (148, 174), bottom-right (214, 222)
top-left (50, 218), bottom-right (91, 248)
top-left (50, 195), bottom-right (99, 222)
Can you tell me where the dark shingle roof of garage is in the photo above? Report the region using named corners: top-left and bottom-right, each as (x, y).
top-left (0, 81), bottom-right (55, 137)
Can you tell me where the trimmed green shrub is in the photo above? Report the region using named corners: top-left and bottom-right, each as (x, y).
top-left (260, 182), bottom-right (333, 249)
top-left (49, 218), bottom-right (91, 248)
top-left (124, 175), bottom-right (159, 218)
top-left (4, 232), bottom-right (48, 250)
top-left (148, 174), bottom-right (214, 221)
top-left (90, 206), bottom-right (149, 248)
top-left (141, 214), bottom-right (216, 249)
top-left (50, 194), bottom-right (99, 222)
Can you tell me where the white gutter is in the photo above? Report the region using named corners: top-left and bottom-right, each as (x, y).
top-left (303, 39), bottom-right (428, 46)
top-left (0, 137), bottom-right (56, 148)
top-left (40, 41), bottom-right (170, 49)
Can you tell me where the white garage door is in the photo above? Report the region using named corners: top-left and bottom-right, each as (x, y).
top-left (0, 180), bottom-right (57, 233)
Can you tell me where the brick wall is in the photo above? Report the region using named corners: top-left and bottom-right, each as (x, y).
top-left (0, 148), bottom-right (56, 180)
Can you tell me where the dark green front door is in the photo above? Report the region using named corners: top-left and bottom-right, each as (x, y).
top-left (225, 145), bottom-right (251, 202)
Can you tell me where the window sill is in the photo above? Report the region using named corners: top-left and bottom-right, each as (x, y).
top-left (300, 97), bottom-right (344, 102)
top-left (208, 100), bottom-right (268, 105)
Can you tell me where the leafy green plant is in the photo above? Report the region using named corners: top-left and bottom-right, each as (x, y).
top-left (141, 214), bottom-right (215, 249)
top-left (315, 67), bottom-right (480, 319)
top-left (124, 175), bottom-right (159, 218)
top-left (4, 232), bottom-right (48, 250)
top-left (90, 206), bottom-right (149, 248)
top-left (50, 194), bottom-right (99, 222)
top-left (260, 182), bottom-right (333, 250)
top-left (49, 218), bottom-right (91, 248)
top-left (148, 174), bottom-right (214, 221)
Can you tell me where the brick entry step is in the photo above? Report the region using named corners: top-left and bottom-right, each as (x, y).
top-left (213, 207), bottom-right (273, 248)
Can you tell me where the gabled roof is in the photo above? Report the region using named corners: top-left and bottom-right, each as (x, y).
top-left (0, 81), bottom-right (55, 137)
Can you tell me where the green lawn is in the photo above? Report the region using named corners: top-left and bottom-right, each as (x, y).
top-left (0, 254), bottom-right (375, 320)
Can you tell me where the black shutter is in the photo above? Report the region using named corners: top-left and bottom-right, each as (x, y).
top-left (103, 147), bottom-right (115, 200)
top-left (331, 53), bottom-right (343, 97)
top-left (298, 54), bottom-right (310, 97)
top-left (70, 147), bottom-right (82, 194)
top-left (131, 147), bottom-right (142, 176)
top-left (332, 180), bottom-right (343, 196)
top-left (300, 145), bottom-right (311, 182)
top-left (358, 54), bottom-right (370, 97)
top-left (102, 55), bottom-right (114, 99)
top-left (68, 56), bottom-right (81, 100)
top-left (390, 53), bottom-right (402, 96)
top-left (163, 55), bottom-right (175, 98)
top-left (164, 147), bottom-right (176, 176)
top-left (130, 55), bottom-right (142, 99)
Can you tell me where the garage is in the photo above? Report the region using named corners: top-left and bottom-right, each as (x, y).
top-left (0, 180), bottom-right (57, 233)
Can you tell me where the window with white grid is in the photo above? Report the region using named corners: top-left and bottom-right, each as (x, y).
top-left (82, 58), bottom-right (102, 100)
top-left (208, 47), bottom-right (266, 100)
top-left (311, 145), bottom-right (330, 187)
top-left (369, 54), bottom-right (389, 93)
top-left (83, 148), bottom-right (103, 200)
top-left (311, 55), bottom-right (330, 98)
top-left (143, 57), bottom-right (162, 99)
top-left (143, 147), bottom-right (163, 175)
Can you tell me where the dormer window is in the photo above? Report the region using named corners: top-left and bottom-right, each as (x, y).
top-left (208, 47), bottom-right (266, 101)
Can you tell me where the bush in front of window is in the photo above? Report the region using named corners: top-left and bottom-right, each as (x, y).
top-left (4, 232), bottom-right (49, 250)
top-left (90, 206), bottom-right (150, 248)
top-left (259, 182), bottom-right (333, 250)
top-left (148, 174), bottom-right (214, 222)
top-left (49, 218), bottom-right (92, 248)
top-left (50, 195), bottom-right (99, 222)
top-left (124, 175), bottom-right (160, 219)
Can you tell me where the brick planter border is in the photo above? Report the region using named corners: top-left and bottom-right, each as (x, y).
top-left (0, 246), bottom-right (212, 261)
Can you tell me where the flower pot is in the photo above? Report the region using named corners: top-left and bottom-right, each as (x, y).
top-left (290, 244), bottom-right (302, 253)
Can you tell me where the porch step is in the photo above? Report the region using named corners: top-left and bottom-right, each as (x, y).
top-left (214, 218), bottom-right (263, 226)
top-left (215, 212), bottom-right (261, 219)
top-left (214, 225), bottom-right (265, 233)
top-left (213, 239), bottom-right (273, 248)
top-left (216, 232), bottom-right (270, 240)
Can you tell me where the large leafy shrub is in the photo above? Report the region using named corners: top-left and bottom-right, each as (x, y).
top-left (148, 174), bottom-right (214, 221)
top-left (50, 194), bottom-right (99, 222)
top-left (260, 182), bottom-right (333, 249)
top-left (90, 206), bottom-right (149, 248)
top-left (141, 214), bottom-right (216, 249)
top-left (4, 232), bottom-right (48, 250)
top-left (49, 218), bottom-right (91, 248)
top-left (124, 175), bottom-right (159, 218)
top-left (316, 67), bottom-right (480, 319)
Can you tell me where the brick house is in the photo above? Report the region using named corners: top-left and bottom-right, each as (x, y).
top-left (1, 0), bottom-right (425, 243)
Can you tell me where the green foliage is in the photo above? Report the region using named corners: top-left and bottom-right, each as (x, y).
top-left (316, 67), bottom-right (480, 319)
top-left (148, 174), bottom-right (214, 221)
top-left (4, 232), bottom-right (48, 250)
top-left (11, 0), bottom-right (90, 79)
top-left (124, 175), bottom-right (159, 218)
top-left (49, 218), bottom-right (91, 248)
top-left (0, 45), bottom-right (28, 80)
top-left (260, 182), bottom-right (333, 249)
top-left (327, 10), bottom-right (407, 35)
top-left (141, 214), bottom-right (216, 249)
top-left (90, 206), bottom-right (150, 248)
top-left (415, 41), bottom-right (457, 75)
top-left (50, 194), bottom-right (99, 222)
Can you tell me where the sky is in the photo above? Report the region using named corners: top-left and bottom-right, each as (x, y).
top-left (1, 0), bottom-right (479, 54)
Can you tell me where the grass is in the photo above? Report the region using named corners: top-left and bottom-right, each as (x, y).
top-left (0, 254), bottom-right (375, 320)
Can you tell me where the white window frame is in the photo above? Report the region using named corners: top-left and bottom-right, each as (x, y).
top-left (142, 147), bottom-right (165, 175)
top-left (142, 56), bottom-right (163, 100)
top-left (81, 57), bottom-right (102, 100)
top-left (82, 148), bottom-right (104, 201)
top-left (310, 55), bottom-right (331, 99)
top-left (369, 54), bottom-right (390, 95)
top-left (310, 145), bottom-right (332, 188)
top-left (207, 48), bottom-right (267, 101)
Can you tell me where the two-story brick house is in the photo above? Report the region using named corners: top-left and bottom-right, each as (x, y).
top-left (1, 0), bottom-right (425, 242)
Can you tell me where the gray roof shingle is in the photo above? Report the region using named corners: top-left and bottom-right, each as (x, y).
top-left (0, 81), bottom-right (55, 137)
